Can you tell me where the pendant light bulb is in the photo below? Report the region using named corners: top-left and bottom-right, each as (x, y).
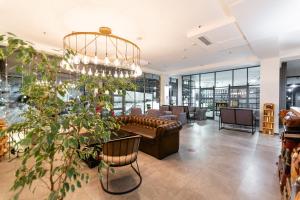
top-left (125, 71), bottom-right (129, 78)
top-left (82, 55), bottom-right (90, 65)
top-left (73, 54), bottom-right (81, 65)
top-left (102, 70), bottom-right (106, 77)
top-left (114, 71), bottom-right (118, 78)
top-left (88, 68), bottom-right (93, 76)
top-left (130, 62), bottom-right (136, 71)
top-left (104, 56), bottom-right (110, 66)
top-left (93, 56), bottom-right (99, 65)
top-left (135, 65), bottom-right (142, 76)
top-left (114, 58), bottom-right (120, 67)
top-left (108, 70), bottom-right (112, 76)
top-left (81, 67), bottom-right (86, 75)
top-left (120, 71), bottom-right (124, 78)
top-left (95, 69), bottom-right (99, 77)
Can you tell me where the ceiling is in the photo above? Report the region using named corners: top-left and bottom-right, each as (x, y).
top-left (0, 0), bottom-right (300, 74)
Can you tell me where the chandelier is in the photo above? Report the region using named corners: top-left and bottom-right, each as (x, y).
top-left (61, 27), bottom-right (142, 78)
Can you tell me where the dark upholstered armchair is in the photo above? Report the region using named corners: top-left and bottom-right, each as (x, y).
top-left (130, 107), bottom-right (142, 115)
top-left (100, 135), bottom-right (142, 194)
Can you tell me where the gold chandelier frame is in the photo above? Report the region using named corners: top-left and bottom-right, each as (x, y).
top-left (61, 27), bottom-right (142, 78)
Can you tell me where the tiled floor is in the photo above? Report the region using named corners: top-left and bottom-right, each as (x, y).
top-left (0, 120), bottom-right (281, 200)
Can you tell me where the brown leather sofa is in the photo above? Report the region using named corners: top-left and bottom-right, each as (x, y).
top-left (117, 115), bottom-right (182, 159)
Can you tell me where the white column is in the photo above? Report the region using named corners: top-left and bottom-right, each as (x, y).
top-left (259, 57), bottom-right (281, 133)
top-left (177, 75), bottom-right (182, 105)
top-left (160, 74), bottom-right (170, 105)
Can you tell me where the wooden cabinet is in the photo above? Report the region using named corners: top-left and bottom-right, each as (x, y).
top-left (262, 103), bottom-right (275, 135)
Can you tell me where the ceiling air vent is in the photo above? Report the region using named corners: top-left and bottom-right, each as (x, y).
top-left (198, 36), bottom-right (212, 46)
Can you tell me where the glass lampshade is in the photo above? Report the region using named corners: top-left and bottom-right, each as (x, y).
top-left (104, 56), bottom-right (110, 66)
top-left (82, 55), bottom-right (90, 65)
top-left (93, 56), bottom-right (99, 65)
top-left (88, 68), bottom-right (93, 76)
top-left (73, 54), bottom-right (81, 65)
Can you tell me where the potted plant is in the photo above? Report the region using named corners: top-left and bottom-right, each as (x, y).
top-left (0, 33), bottom-right (135, 200)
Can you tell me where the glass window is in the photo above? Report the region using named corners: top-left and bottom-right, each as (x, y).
top-left (125, 91), bottom-right (135, 114)
top-left (182, 76), bottom-right (191, 106)
top-left (216, 71), bottom-right (232, 87)
top-left (191, 88), bottom-right (200, 107)
top-left (200, 73), bottom-right (214, 88)
top-left (191, 75), bottom-right (200, 88)
top-left (135, 91), bottom-right (144, 113)
top-left (169, 77), bottom-right (178, 105)
top-left (287, 77), bottom-right (300, 85)
top-left (144, 73), bottom-right (160, 111)
top-left (248, 67), bottom-right (260, 85)
top-left (233, 68), bottom-right (247, 86)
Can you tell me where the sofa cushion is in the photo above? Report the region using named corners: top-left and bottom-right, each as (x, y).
top-left (121, 124), bottom-right (157, 139)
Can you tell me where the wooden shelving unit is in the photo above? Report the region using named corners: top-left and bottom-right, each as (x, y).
top-left (262, 103), bottom-right (275, 135)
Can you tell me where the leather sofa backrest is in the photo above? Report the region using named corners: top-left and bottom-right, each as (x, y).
top-left (220, 108), bottom-right (235, 124)
top-left (171, 106), bottom-right (184, 115)
top-left (159, 105), bottom-right (170, 112)
top-left (235, 109), bottom-right (253, 126)
top-left (118, 115), bottom-right (174, 129)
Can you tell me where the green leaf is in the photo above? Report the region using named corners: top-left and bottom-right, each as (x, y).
top-left (76, 181), bottom-right (81, 188)
top-left (67, 168), bottom-right (75, 179)
top-left (71, 184), bottom-right (75, 192)
top-left (7, 32), bottom-right (16, 36)
top-left (63, 182), bottom-right (70, 192)
top-left (68, 137), bottom-right (78, 148)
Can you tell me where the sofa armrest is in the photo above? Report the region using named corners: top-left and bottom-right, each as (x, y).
top-left (178, 112), bottom-right (187, 125)
top-left (156, 122), bottom-right (182, 138)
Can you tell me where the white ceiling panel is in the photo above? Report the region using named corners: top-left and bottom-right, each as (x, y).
top-left (0, 0), bottom-right (300, 72)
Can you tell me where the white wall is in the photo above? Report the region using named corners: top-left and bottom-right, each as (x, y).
top-left (260, 57), bottom-right (281, 133)
top-left (160, 74), bottom-right (170, 105)
top-left (177, 75), bottom-right (182, 105)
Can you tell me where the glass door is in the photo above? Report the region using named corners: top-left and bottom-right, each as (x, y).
top-left (214, 86), bottom-right (229, 118)
top-left (200, 87), bottom-right (215, 119)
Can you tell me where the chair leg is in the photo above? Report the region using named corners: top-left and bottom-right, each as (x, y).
top-left (106, 167), bottom-right (109, 192)
top-left (100, 161), bottom-right (142, 195)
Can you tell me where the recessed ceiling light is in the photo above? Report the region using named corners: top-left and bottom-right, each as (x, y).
top-left (136, 36), bottom-right (143, 41)
top-left (198, 25), bottom-right (202, 28)
top-left (43, 32), bottom-right (46, 35)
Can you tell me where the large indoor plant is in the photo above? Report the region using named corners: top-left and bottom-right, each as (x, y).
top-left (0, 33), bottom-right (135, 200)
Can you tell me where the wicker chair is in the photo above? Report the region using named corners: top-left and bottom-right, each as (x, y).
top-left (100, 135), bottom-right (142, 194)
top-left (0, 135), bottom-right (8, 160)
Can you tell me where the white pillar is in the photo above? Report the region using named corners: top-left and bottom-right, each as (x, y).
top-left (260, 57), bottom-right (281, 133)
top-left (160, 74), bottom-right (170, 105)
top-left (177, 75), bottom-right (182, 105)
